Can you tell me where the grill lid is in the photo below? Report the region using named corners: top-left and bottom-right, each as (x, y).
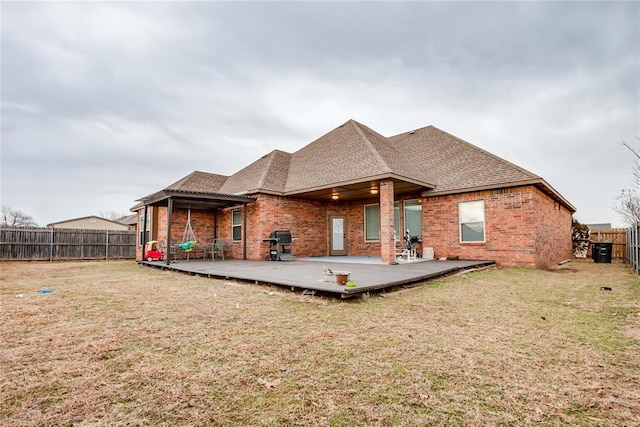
top-left (270, 230), bottom-right (292, 243)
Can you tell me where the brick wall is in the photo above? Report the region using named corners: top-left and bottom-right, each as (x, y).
top-left (135, 185), bottom-right (572, 268)
top-left (423, 185), bottom-right (572, 268)
top-left (218, 195), bottom-right (328, 260)
top-left (211, 193), bottom-right (430, 261)
top-left (217, 193), bottom-right (414, 260)
top-left (532, 189), bottom-right (573, 268)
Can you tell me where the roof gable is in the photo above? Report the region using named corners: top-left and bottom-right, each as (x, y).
top-left (284, 119), bottom-right (433, 192)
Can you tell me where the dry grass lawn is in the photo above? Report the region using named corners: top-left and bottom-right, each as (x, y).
top-left (1, 259), bottom-right (639, 426)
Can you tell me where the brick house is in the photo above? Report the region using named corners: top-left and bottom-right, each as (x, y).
top-left (133, 119), bottom-right (575, 268)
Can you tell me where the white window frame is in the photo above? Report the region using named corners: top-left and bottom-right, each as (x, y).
top-left (232, 209), bottom-right (242, 241)
top-left (139, 211), bottom-right (150, 246)
top-left (394, 202), bottom-right (400, 240)
top-left (459, 200), bottom-right (485, 243)
top-left (403, 199), bottom-right (422, 238)
top-left (364, 204), bottom-right (380, 242)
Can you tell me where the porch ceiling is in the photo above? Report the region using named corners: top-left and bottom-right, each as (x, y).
top-left (288, 178), bottom-right (429, 202)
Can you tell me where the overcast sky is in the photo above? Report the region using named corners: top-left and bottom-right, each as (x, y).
top-left (1, 1), bottom-right (638, 227)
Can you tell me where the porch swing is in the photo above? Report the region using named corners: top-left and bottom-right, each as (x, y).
top-left (177, 209), bottom-right (198, 259)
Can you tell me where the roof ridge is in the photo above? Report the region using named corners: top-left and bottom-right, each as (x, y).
top-left (429, 126), bottom-right (540, 179)
top-left (350, 121), bottom-right (392, 173)
top-left (256, 150), bottom-right (290, 190)
top-left (256, 151), bottom-right (276, 190)
top-left (389, 124), bottom-right (435, 138)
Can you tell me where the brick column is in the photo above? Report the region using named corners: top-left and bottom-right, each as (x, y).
top-left (379, 180), bottom-right (396, 264)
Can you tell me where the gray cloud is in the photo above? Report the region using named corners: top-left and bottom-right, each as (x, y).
top-left (1, 1), bottom-right (638, 226)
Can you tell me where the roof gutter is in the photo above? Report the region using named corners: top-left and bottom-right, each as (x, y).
top-left (137, 190), bottom-right (256, 207)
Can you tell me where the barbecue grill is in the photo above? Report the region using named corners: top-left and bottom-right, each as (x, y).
top-left (263, 230), bottom-right (293, 261)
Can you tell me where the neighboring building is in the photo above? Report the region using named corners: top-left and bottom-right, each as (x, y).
top-left (117, 214), bottom-right (138, 230)
top-left (133, 120), bottom-right (575, 268)
top-left (585, 223), bottom-right (612, 230)
top-left (47, 215), bottom-right (131, 231)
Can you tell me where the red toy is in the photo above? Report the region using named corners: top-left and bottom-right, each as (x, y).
top-left (144, 240), bottom-right (165, 261)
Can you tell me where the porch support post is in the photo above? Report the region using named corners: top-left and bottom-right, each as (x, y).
top-left (142, 205), bottom-right (149, 262)
top-left (380, 180), bottom-right (396, 264)
top-left (165, 198), bottom-right (173, 266)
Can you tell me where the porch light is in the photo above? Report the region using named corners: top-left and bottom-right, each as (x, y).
top-left (331, 193), bottom-right (340, 200)
top-left (370, 187), bottom-right (379, 195)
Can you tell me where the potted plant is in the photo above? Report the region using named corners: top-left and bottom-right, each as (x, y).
top-left (334, 271), bottom-right (350, 285)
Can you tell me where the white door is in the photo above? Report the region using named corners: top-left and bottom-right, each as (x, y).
top-left (329, 216), bottom-right (347, 256)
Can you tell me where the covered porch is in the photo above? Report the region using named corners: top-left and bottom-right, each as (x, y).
top-left (136, 189), bottom-right (256, 265)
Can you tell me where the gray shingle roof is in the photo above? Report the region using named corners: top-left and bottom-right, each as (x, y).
top-left (140, 120), bottom-right (573, 211)
top-left (164, 171), bottom-right (228, 193)
top-left (284, 119), bottom-right (434, 192)
top-left (388, 125), bottom-right (541, 194)
top-left (219, 150), bottom-right (291, 194)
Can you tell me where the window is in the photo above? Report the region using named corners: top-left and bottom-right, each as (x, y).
top-left (139, 211), bottom-right (150, 246)
top-left (232, 210), bottom-right (242, 241)
top-left (404, 200), bottom-right (422, 237)
top-left (459, 200), bottom-right (485, 242)
top-left (364, 204), bottom-right (380, 241)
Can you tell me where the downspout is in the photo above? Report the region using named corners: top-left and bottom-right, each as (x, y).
top-left (165, 198), bottom-right (173, 266)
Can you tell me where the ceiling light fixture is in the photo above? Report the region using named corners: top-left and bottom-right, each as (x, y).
top-left (331, 193), bottom-right (340, 200)
top-left (370, 187), bottom-right (379, 195)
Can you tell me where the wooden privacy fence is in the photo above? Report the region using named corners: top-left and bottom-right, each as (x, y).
top-left (0, 227), bottom-right (136, 261)
top-left (588, 228), bottom-right (627, 259)
top-left (627, 224), bottom-right (639, 274)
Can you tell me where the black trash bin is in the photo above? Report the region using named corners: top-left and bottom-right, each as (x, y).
top-left (592, 242), bottom-right (613, 263)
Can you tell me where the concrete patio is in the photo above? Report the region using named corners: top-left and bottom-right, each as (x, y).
top-left (141, 256), bottom-right (495, 298)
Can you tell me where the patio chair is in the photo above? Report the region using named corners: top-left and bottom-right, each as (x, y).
top-left (211, 239), bottom-right (228, 261)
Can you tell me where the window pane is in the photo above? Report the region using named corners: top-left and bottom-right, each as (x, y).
top-left (332, 218), bottom-right (344, 251)
top-left (461, 223), bottom-right (484, 242)
top-left (232, 226), bottom-right (241, 241)
top-left (232, 210), bottom-right (241, 226)
top-left (364, 205), bottom-right (380, 241)
top-left (232, 210), bottom-right (242, 241)
top-left (460, 200), bottom-right (484, 222)
top-left (404, 201), bottom-right (422, 237)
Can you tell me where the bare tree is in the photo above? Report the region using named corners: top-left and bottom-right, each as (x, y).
top-left (1, 205), bottom-right (38, 227)
top-left (99, 210), bottom-right (129, 221)
top-left (615, 137), bottom-right (640, 225)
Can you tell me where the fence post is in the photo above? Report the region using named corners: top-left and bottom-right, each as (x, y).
top-left (633, 223), bottom-right (640, 274)
top-left (630, 223), bottom-right (640, 275)
top-left (49, 228), bottom-right (54, 262)
top-left (106, 229), bottom-right (109, 260)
